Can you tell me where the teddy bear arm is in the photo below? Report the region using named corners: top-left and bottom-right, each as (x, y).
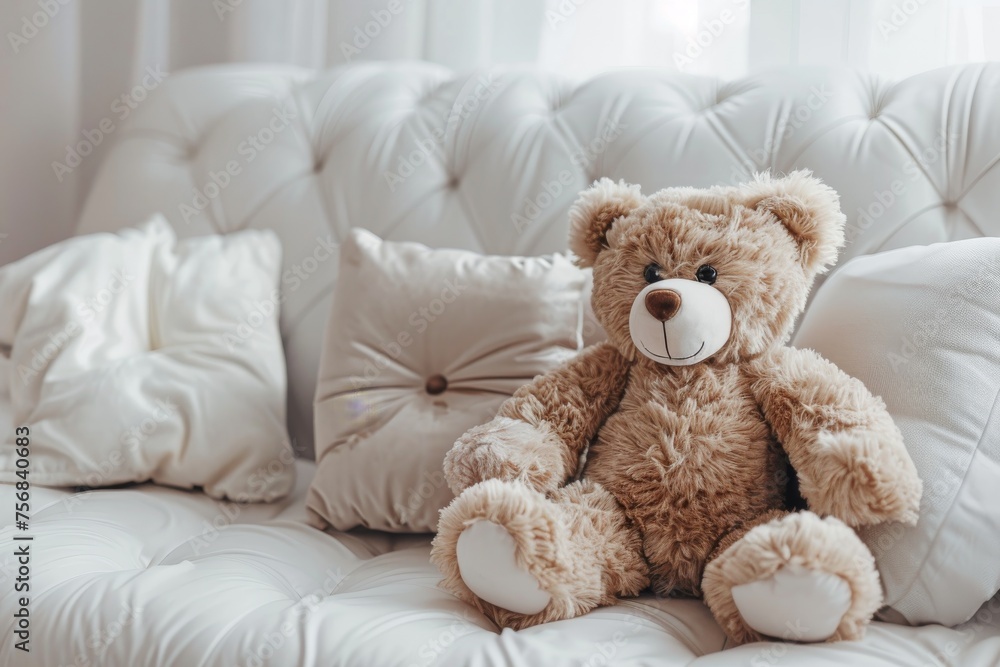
top-left (498, 340), bottom-right (631, 450)
top-left (443, 342), bottom-right (630, 495)
top-left (750, 346), bottom-right (922, 527)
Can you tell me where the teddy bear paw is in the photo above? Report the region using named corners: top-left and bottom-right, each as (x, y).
top-left (731, 564), bottom-right (851, 642)
top-left (456, 520), bottom-right (552, 615)
top-left (803, 429), bottom-right (922, 527)
top-left (443, 417), bottom-right (569, 495)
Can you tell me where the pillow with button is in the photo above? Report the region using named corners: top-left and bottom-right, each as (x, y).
top-left (307, 229), bottom-right (585, 532)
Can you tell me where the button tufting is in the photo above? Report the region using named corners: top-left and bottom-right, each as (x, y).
top-left (73, 63), bottom-right (1000, 475)
top-left (425, 374), bottom-right (448, 395)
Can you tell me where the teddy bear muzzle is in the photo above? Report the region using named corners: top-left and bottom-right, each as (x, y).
top-left (628, 278), bottom-right (733, 366)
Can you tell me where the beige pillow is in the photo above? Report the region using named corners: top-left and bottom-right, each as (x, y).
top-left (307, 229), bottom-right (584, 532)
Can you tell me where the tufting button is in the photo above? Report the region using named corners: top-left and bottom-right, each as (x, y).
top-left (425, 374), bottom-right (448, 395)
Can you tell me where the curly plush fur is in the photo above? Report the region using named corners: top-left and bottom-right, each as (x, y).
top-left (431, 171), bottom-right (922, 644)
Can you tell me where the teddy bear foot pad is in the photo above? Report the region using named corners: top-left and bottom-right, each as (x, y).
top-left (703, 512), bottom-right (883, 644)
top-left (456, 519), bottom-right (552, 615)
top-left (731, 564), bottom-right (851, 641)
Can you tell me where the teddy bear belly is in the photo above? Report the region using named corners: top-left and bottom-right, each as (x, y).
top-left (584, 403), bottom-right (788, 598)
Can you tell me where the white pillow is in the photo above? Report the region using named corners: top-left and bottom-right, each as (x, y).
top-left (307, 229), bottom-right (584, 532)
top-left (0, 217), bottom-right (294, 502)
top-left (793, 238), bottom-right (1000, 626)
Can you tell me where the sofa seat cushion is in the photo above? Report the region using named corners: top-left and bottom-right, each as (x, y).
top-left (2, 461), bottom-right (999, 666)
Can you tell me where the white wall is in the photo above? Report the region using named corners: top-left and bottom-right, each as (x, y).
top-left (0, 0), bottom-right (80, 267)
top-left (2, 0), bottom-right (997, 268)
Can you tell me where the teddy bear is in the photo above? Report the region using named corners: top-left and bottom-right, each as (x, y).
top-left (429, 171), bottom-right (922, 644)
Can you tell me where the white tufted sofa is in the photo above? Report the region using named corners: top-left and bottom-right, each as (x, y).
top-left (8, 62), bottom-right (1000, 665)
top-left (77, 61), bottom-right (1000, 458)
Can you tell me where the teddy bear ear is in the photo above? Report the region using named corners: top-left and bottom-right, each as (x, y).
top-left (568, 178), bottom-right (644, 267)
top-left (741, 170), bottom-right (847, 274)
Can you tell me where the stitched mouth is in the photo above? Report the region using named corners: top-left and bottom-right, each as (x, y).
top-left (638, 320), bottom-right (706, 361)
top-left (640, 339), bottom-right (705, 361)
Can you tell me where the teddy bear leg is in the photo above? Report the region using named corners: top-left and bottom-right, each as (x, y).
top-left (431, 478), bottom-right (648, 630)
top-left (702, 510), bottom-right (882, 644)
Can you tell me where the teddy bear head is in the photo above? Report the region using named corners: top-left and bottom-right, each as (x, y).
top-left (569, 170), bottom-right (846, 365)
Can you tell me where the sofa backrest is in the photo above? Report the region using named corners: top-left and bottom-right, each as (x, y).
top-left (77, 62), bottom-right (1000, 456)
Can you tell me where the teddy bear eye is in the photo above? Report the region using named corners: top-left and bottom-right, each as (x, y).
top-left (695, 264), bottom-right (717, 285)
top-left (643, 263), bottom-right (662, 284)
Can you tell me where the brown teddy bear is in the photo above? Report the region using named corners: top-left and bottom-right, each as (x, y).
top-left (430, 171), bottom-right (922, 644)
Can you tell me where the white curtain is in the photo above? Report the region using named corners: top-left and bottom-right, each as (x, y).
top-left (2, 0), bottom-right (998, 265)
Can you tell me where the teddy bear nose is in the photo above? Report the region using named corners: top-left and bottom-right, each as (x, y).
top-left (645, 289), bottom-right (682, 322)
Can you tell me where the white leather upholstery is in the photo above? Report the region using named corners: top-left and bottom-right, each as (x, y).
top-left (76, 62), bottom-right (1000, 457)
top-left (4, 460), bottom-right (1000, 667)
